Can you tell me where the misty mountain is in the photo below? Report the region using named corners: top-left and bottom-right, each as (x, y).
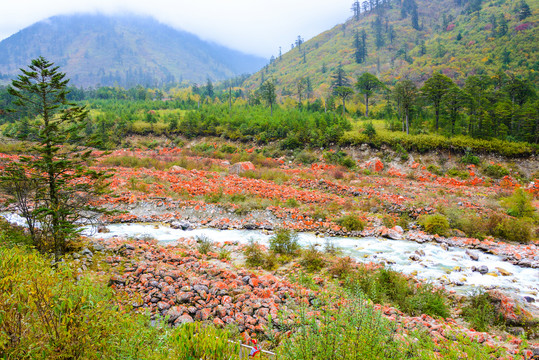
top-left (0, 14), bottom-right (267, 87)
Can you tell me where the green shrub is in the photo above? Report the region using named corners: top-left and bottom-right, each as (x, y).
top-left (426, 164), bottom-right (443, 176)
top-left (219, 144), bottom-right (237, 154)
top-left (269, 229), bottom-right (299, 256)
top-left (362, 122), bottom-right (377, 137)
top-left (395, 143), bottom-right (409, 161)
top-left (495, 217), bottom-right (533, 243)
top-left (462, 292), bottom-right (504, 332)
top-left (336, 214), bottom-right (365, 231)
top-left (285, 198), bottom-right (300, 208)
top-left (243, 240), bottom-right (276, 269)
top-left (501, 188), bottom-right (536, 218)
top-left (483, 164), bottom-right (509, 179)
top-left (345, 267), bottom-right (449, 318)
top-left (299, 245), bottom-right (326, 272)
top-left (446, 168), bottom-right (470, 179)
top-left (196, 235), bottom-right (213, 255)
top-left (295, 150), bottom-right (318, 164)
top-left (278, 298), bottom-right (407, 360)
top-left (419, 214), bottom-right (450, 236)
top-left (460, 152), bottom-right (480, 165)
top-left (323, 151), bottom-right (356, 169)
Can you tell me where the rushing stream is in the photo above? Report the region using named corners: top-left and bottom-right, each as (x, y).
top-left (3, 213), bottom-right (537, 311)
top-left (84, 222), bottom-right (539, 308)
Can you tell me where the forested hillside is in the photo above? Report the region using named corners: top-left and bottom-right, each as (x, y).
top-left (0, 14), bottom-right (267, 87)
top-left (242, 0), bottom-right (538, 144)
top-left (246, 0), bottom-right (538, 95)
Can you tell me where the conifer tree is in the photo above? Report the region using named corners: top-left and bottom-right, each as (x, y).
top-left (518, 0), bottom-right (531, 20)
top-left (259, 79), bottom-right (276, 116)
top-left (421, 72), bottom-right (455, 130)
top-left (356, 72), bottom-right (385, 117)
top-left (1, 57), bottom-right (108, 260)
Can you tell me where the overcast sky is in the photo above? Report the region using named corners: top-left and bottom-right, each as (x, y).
top-left (0, 0), bottom-right (354, 58)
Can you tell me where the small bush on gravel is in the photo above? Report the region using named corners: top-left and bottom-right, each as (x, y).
top-left (299, 245), bottom-right (326, 272)
top-left (483, 164), bottom-right (509, 179)
top-left (278, 297), bottom-right (406, 360)
top-left (196, 235), bottom-right (213, 254)
top-left (336, 215), bottom-right (365, 231)
top-left (462, 291), bottom-right (504, 332)
top-left (419, 214), bottom-right (449, 236)
top-left (269, 229), bottom-right (299, 256)
top-left (495, 217), bottom-right (533, 243)
top-left (243, 240), bottom-right (277, 270)
top-left (501, 188), bottom-right (536, 218)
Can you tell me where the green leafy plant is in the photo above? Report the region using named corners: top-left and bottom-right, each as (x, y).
top-left (196, 235), bottom-right (213, 255)
top-left (269, 229), bottom-right (299, 256)
top-left (419, 214), bottom-right (450, 236)
top-left (336, 214), bottom-right (365, 231)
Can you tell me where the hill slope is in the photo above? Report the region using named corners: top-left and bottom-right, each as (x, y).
top-left (0, 14), bottom-right (267, 88)
top-left (245, 0), bottom-right (538, 96)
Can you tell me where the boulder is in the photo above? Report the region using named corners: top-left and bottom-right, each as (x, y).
top-left (175, 314), bottom-right (194, 325)
top-left (229, 161), bottom-right (255, 174)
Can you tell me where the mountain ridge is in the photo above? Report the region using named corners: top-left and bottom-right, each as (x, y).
top-left (0, 14), bottom-right (267, 88)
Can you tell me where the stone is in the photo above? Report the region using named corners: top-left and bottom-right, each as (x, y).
top-left (472, 265), bottom-right (488, 275)
top-left (193, 284), bottom-right (209, 296)
top-left (157, 301), bottom-right (171, 311)
top-left (495, 267), bottom-right (513, 276)
top-left (166, 306), bottom-right (183, 322)
top-left (175, 314), bottom-right (194, 325)
top-left (81, 248), bottom-right (93, 257)
top-left (109, 274), bottom-right (126, 286)
top-left (195, 308), bottom-right (212, 321)
top-left (229, 161), bottom-right (255, 175)
top-left (170, 220), bottom-right (192, 230)
top-left (466, 250), bottom-right (479, 261)
top-left (213, 317), bottom-right (225, 327)
top-left (409, 254), bottom-right (421, 261)
top-left (170, 165), bottom-right (185, 172)
top-left (176, 292), bottom-right (194, 304)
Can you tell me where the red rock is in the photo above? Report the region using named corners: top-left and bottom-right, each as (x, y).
top-left (229, 161), bottom-right (255, 174)
top-left (195, 308), bottom-right (212, 321)
top-left (174, 314), bottom-right (194, 325)
top-left (213, 318), bottom-right (225, 327)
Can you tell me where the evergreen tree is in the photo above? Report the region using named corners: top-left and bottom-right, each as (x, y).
top-left (351, 0), bottom-right (361, 20)
top-left (259, 79), bottom-right (276, 116)
top-left (411, 3), bottom-right (420, 30)
top-left (204, 78), bottom-right (214, 99)
top-left (497, 14), bottom-right (508, 37)
top-left (1, 57), bottom-right (108, 260)
top-left (421, 72), bottom-right (455, 131)
top-left (330, 64), bottom-right (351, 89)
top-left (334, 86), bottom-right (354, 116)
top-left (443, 85), bottom-right (468, 135)
top-left (388, 25), bottom-right (396, 44)
top-left (356, 72), bottom-right (385, 117)
top-left (353, 30), bottom-right (366, 64)
top-left (295, 36), bottom-right (304, 50)
top-left (373, 16), bottom-right (385, 48)
top-left (393, 80), bottom-right (417, 134)
top-left (296, 77), bottom-right (307, 108)
top-left (517, 0), bottom-right (531, 20)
